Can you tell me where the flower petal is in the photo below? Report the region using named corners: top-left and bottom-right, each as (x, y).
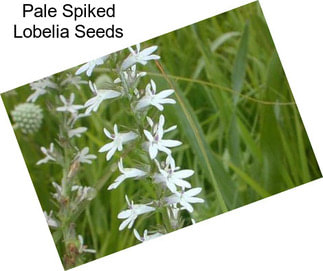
top-left (101, 89), bottom-right (121, 99)
top-left (184, 187), bottom-right (202, 197)
top-left (172, 169), bottom-right (195, 179)
top-left (119, 216), bottom-right (132, 231)
top-left (166, 182), bottom-right (177, 193)
top-left (155, 89), bottom-right (174, 99)
top-left (75, 63), bottom-right (89, 75)
top-left (181, 201), bottom-right (194, 213)
top-left (122, 131), bottom-right (138, 143)
top-left (106, 146), bottom-right (117, 160)
top-left (140, 46), bottom-right (158, 57)
top-left (137, 205), bottom-right (155, 215)
top-left (98, 142), bottom-right (114, 152)
top-left (173, 178), bottom-right (192, 189)
top-left (151, 101), bottom-right (164, 111)
top-left (149, 144), bottom-right (158, 159)
top-left (108, 174), bottom-right (127, 190)
top-left (159, 98), bottom-right (176, 105)
top-left (144, 130), bottom-right (154, 141)
top-left (186, 197), bottom-right (204, 204)
top-left (117, 210), bottom-right (132, 219)
top-left (160, 139), bottom-right (182, 147)
top-left (136, 97), bottom-right (151, 110)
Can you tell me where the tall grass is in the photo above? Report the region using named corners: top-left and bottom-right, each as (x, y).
top-left (1, 1), bottom-right (321, 266)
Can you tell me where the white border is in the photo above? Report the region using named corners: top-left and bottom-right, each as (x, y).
top-left (1, 0), bottom-right (323, 270)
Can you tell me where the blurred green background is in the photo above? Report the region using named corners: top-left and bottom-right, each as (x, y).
top-left (1, 1), bottom-right (321, 265)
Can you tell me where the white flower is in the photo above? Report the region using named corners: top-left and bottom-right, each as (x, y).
top-left (114, 65), bottom-right (146, 85)
top-left (84, 81), bottom-right (121, 114)
top-left (118, 195), bottom-right (155, 231)
top-left (133, 229), bottom-right (163, 242)
top-left (68, 127), bottom-right (88, 138)
top-left (78, 235), bottom-right (96, 254)
top-left (121, 44), bottom-right (160, 70)
top-left (36, 143), bottom-right (56, 165)
top-left (99, 124), bottom-right (138, 161)
top-left (166, 187), bottom-right (204, 213)
top-left (144, 115), bottom-right (181, 159)
top-left (75, 147), bottom-right (97, 164)
top-left (61, 74), bottom-right (87, 90)
top-left (27, 88), bottom-right (46, 103)
top-left (43, 210), bottom-right (59, 228)
top-left (108, 158), bottom-right (146, 190)
top-left (72, 185), bottom-right (96, 201)
top-left (136, 80), bottom-right (175, 111)
top-left (27, 77), bottom-right (57, 102)
top-left (75, 56), bottom-right (108, 77)
top-left (154, 156), bottom-right (193, 193)
top-left (56, 93), bottom-right (83, 114)
top-left (30, 77), bottom-right (57, 91)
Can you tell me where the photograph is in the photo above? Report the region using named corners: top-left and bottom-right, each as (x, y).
top-left (1, 2), bottom-right (321, 269)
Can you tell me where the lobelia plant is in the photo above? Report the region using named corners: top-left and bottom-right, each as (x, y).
top-left (82, 44), bottom-right (204, 241)
top-left (14, 44), bottom-right (204, 269)
top-left (25, 73), bottom-right (97, 268)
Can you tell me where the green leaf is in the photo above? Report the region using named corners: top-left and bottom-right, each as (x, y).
top-left (227, 161), bottom-right (270, 198)
top-left (228, 23), bottom-right (249, 166)
top-left (155, 74), bottom-right (236, 212)
top-left (192, 31), bottom-right (241, 80)
top-left (231, 22), bottom-right (249, 101)
top-left (259, 51), bottom-right (287, 192)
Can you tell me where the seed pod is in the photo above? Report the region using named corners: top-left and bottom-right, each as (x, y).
top-left (11, 103), bottom-right (43, 134)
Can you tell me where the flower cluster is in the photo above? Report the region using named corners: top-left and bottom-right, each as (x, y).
top-left (20, 44), bottom-right (204, 268)
top-left (28, 73), bottom-right (97, 268)
top-left (83, 44), bottom-right (204, 242)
